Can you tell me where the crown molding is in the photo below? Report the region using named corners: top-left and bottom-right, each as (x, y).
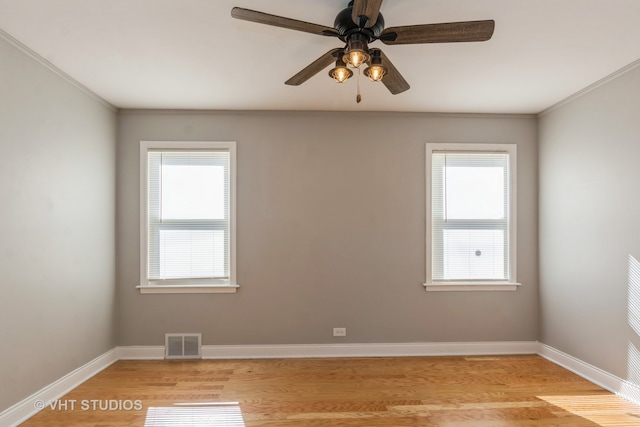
top-left (539, 58), bottom-right (640, 117)
top-left (0, 28), bottom-right (117, 112)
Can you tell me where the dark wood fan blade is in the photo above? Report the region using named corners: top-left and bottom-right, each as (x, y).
top-left (285, 48), bottom-right (343, 86)
top-left (231, 7), bottom-right (339, 37)
top-left (351, 0), bottom-right (383, 28)
top-left (371, 49), bottom-right (410, 95)
top-left (381, 20), bottom-right (495, 45)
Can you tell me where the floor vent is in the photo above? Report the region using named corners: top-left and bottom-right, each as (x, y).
top-left (165, 333), bottom-right (202, 359)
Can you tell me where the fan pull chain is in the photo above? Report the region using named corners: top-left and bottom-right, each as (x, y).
top-left (356, 67), bottom-right (362, 103)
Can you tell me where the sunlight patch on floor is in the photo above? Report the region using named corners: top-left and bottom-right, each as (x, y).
top-left (537, 394), bottom-right (640, 427)
top-left (144, 402), bottom-right (245, 427)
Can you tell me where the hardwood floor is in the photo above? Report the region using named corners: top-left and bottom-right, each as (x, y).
top-left (20, 355), bottom-right (640, 426)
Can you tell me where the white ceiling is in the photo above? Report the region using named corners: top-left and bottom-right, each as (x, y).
top-left (2, 0), bottom-right (640, 114)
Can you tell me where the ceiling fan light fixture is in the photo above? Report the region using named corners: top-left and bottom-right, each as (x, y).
top-left (329, 58), bottom-right (353, 83)
top-left (364, 64), bottom-right (386, 82)
top-left (345, 50), bottom-right (369, 68)
top-left (364, 49), bottom-right (386, 82)
top-left (343, 33), bottom-right (370, 68)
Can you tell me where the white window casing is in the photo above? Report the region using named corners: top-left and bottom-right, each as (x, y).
top-left (138, 141), bottom-right (238, 294)
top-left (425, 143), bottom-right (520, 292)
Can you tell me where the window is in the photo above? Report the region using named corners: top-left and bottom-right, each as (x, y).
top-left (139, 141), bottom-right (237, 294)
top-left (425, 143), bottom-right (518, 291)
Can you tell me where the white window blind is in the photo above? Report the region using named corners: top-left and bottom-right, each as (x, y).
top-left (431, 150), bottom-right (511, 282)
top-left (146, 149), bottom-right (231, 284)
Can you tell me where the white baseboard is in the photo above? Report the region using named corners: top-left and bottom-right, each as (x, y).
top-left (0, 349), bottom-right (118, 427)
top-left (538, 343), bottom-right (640, 406)
top-left (201, 341), bottom-right (539, 359)
top-left (115, 341), bottom-right (539, 360)
top-left (538, 343), bottom-right (621, 392)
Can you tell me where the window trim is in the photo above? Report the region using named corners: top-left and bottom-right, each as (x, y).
top-left (424, 143), bottom-right (520, 292)
top-left (138, 140), bottom-right (238, 294)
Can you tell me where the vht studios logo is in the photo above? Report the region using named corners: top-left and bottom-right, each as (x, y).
top-left (34, 399), bottom-right (143, 411)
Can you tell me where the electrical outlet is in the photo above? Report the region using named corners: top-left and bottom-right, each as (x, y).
top-left (333, 327), bottom-right (347, 337)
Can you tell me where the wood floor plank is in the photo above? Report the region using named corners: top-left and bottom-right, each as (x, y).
top-left (18, 355), bottom-right (640, 426)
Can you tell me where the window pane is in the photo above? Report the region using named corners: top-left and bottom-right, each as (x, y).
top-left (430, 148), bottom-right (513, 283)
top-left (161, 164), bottom-right (225, 220)
top-left (445, 166), bottom-right (504, 220)
top-left (146, 148), bottom-right (232, 283)
top-left (159, 230), bottom-right (226, 279)
top-left (442, 229), bottom-right (506, 280)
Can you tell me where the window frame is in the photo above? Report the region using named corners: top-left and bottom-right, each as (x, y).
top-left (424, 143), bottom-right (520, 292)
top-left (138, 141), bottom-right (238, 294)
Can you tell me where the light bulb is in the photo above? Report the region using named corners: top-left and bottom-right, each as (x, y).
top-left (329, 64), bottom-right (353, 83)
top-left (349, 51), bottom-right (367, 68)
top-left (336, 68), bottom-right (348, 82)
top-left (364, 65), bottom-right (386, 82)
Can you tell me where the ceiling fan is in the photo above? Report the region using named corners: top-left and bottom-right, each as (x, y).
top-left (231, 0), bottom-right (495, 99)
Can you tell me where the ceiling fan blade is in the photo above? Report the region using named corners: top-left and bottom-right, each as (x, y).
top-left (285, 48), bottom-right (343, 86)
top-left (351, 0), bottom-right (383, 28)
top-left (381, 20), bottom-right (495, 45)
top-left (231, 7), bottom-right (339, 37)
top-left (371, 49), bottom-right (410, 95)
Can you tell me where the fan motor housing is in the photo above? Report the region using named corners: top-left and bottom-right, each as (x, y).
top-left (334, 5), bottom-right (385, 42)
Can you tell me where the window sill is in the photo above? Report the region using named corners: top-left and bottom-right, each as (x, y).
top-left (137, 284), bottom-right (239, 294)
top-left (423, 282), bottom-right (521, 292)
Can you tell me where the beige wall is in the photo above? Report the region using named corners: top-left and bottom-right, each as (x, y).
top-left (539, 65), bottom-right (640, 379)
top-left (117, 110), bottom-right (538, 346)
top-left (0, 35), bottom-right (117, 411)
